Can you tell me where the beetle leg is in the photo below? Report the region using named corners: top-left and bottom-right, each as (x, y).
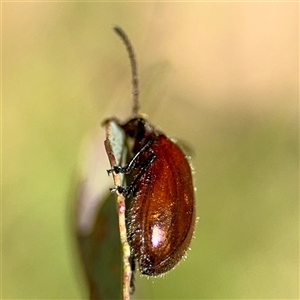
top-left (124, 153), bottom-right (157, 197)
top-left (106, 138), bottom-right (154, 175)
top-left (110, 153), bottom-right (156, 198)
top-left (107, 166), bottom-right (124, 175)
top-left (109, 186), bottom-right (127, 194)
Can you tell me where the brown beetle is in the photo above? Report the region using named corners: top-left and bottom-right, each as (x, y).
top-left (110, 27), bottom-right (196, 277)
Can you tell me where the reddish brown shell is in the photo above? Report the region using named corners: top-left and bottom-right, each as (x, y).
top-left (127, 134), bottom-right (196, 276)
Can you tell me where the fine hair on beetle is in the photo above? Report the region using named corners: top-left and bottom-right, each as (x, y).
top-left (109, 26), bottom-right (196, 290)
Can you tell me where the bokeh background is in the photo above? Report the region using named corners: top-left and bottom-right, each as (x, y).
top-left (3, 2), bottom-right (299, 299)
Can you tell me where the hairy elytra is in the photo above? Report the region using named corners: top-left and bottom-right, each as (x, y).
top-left (110, 27), bottom-right (196, 277)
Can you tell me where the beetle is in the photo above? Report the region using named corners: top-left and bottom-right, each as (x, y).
top-left (109, 26), bottom-right (196, 277)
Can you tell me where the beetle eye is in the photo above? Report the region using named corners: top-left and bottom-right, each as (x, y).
top-left (136, 119), bottom-right (146, 140)
top-left (122, 118), bottom-right (145, 140)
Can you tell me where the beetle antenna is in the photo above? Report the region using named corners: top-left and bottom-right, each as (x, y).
top-left (113, 26), bottom-right (140, 117)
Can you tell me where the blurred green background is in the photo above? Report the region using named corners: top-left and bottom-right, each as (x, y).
top-left (3, 2), bottom-right (298, 299)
